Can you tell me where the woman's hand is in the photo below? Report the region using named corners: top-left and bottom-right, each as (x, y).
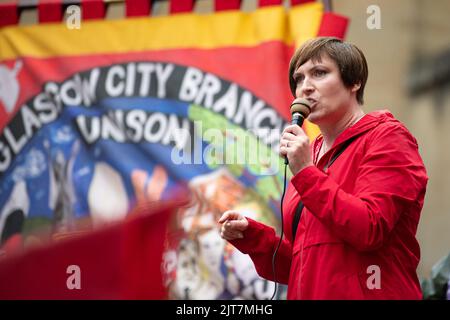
top-left (279, 124), bottom-right (313, 175)
top-left (218, 211), bottom-right (249, 241)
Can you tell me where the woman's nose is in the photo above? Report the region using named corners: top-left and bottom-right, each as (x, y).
top-left (297, 78), bottom-right (314, 97)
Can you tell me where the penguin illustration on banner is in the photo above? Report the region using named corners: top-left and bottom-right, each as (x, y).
top-left (0, 180), bottom-right (29, 253)
top-left (88, 161), bottom-right (129, 227)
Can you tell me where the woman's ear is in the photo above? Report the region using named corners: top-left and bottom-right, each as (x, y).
top-left (351, 83), bottom-right (361, 93)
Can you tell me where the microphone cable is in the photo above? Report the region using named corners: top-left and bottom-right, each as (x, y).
top-left (270, 161), bottom-right (289, 300)
top-left (270, 99), bottom-right (310, 300)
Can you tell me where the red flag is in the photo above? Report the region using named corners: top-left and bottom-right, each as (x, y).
top-left (0, 199), bottom-right (184, 299)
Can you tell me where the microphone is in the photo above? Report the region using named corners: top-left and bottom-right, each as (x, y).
top-left (284, 98), bottom-right (311, 165)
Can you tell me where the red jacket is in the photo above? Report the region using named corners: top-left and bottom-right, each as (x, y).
top-left (231, 110), bottom-right (428, 299)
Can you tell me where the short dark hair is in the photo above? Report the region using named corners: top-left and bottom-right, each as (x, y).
top-left (288, 37), bottom-right (368, 105)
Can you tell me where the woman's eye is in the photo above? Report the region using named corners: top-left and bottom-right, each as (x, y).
top-left (314, 69), bottom-right (327, 77)
top-left (295, 75), bottom-right (304, 84)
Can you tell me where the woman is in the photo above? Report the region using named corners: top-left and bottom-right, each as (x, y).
top-left (218, 37), bottom-right (428, 299)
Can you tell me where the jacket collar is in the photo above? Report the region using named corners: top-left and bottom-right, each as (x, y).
top-left (313, 110), bottom-right (394, 163)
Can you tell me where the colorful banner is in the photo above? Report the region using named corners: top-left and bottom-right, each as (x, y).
top-left (0, 3), bottom-right (345, 299)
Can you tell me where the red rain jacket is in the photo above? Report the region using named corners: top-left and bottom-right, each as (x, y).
top-left (231, 110), bottom-right (428, 299)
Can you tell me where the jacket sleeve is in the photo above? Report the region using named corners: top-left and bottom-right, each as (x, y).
top-left (229, 218), bottom-right (292, 284)
top-left (291, 124), bottom-right (428, 252)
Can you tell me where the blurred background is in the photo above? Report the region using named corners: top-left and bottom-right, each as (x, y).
top-left (0, 0), bottom-right (449, 299)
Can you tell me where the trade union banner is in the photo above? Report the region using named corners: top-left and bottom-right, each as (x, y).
top-left (0, 1), bottom-right (347, 299)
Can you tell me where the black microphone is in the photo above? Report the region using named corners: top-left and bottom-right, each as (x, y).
top-left (284, 98), bottom-right (311, 165)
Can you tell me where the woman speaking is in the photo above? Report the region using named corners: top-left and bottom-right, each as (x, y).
top-left (219, 37), bottom-right (428, 300)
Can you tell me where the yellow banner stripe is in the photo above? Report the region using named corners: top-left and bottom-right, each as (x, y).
top-left (0, 4), bottom-right (323, 60)
top-left (288, 2), bottom-right (323, 48)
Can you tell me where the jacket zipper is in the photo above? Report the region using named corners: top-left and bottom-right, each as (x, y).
top-left (298, 140), bottom-right (330, 299)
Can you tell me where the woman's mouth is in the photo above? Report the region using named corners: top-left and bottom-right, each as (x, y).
top-left (306, 98), bottom-right (317, 104)
top-left (307, 99), bottom-right (317, 109)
